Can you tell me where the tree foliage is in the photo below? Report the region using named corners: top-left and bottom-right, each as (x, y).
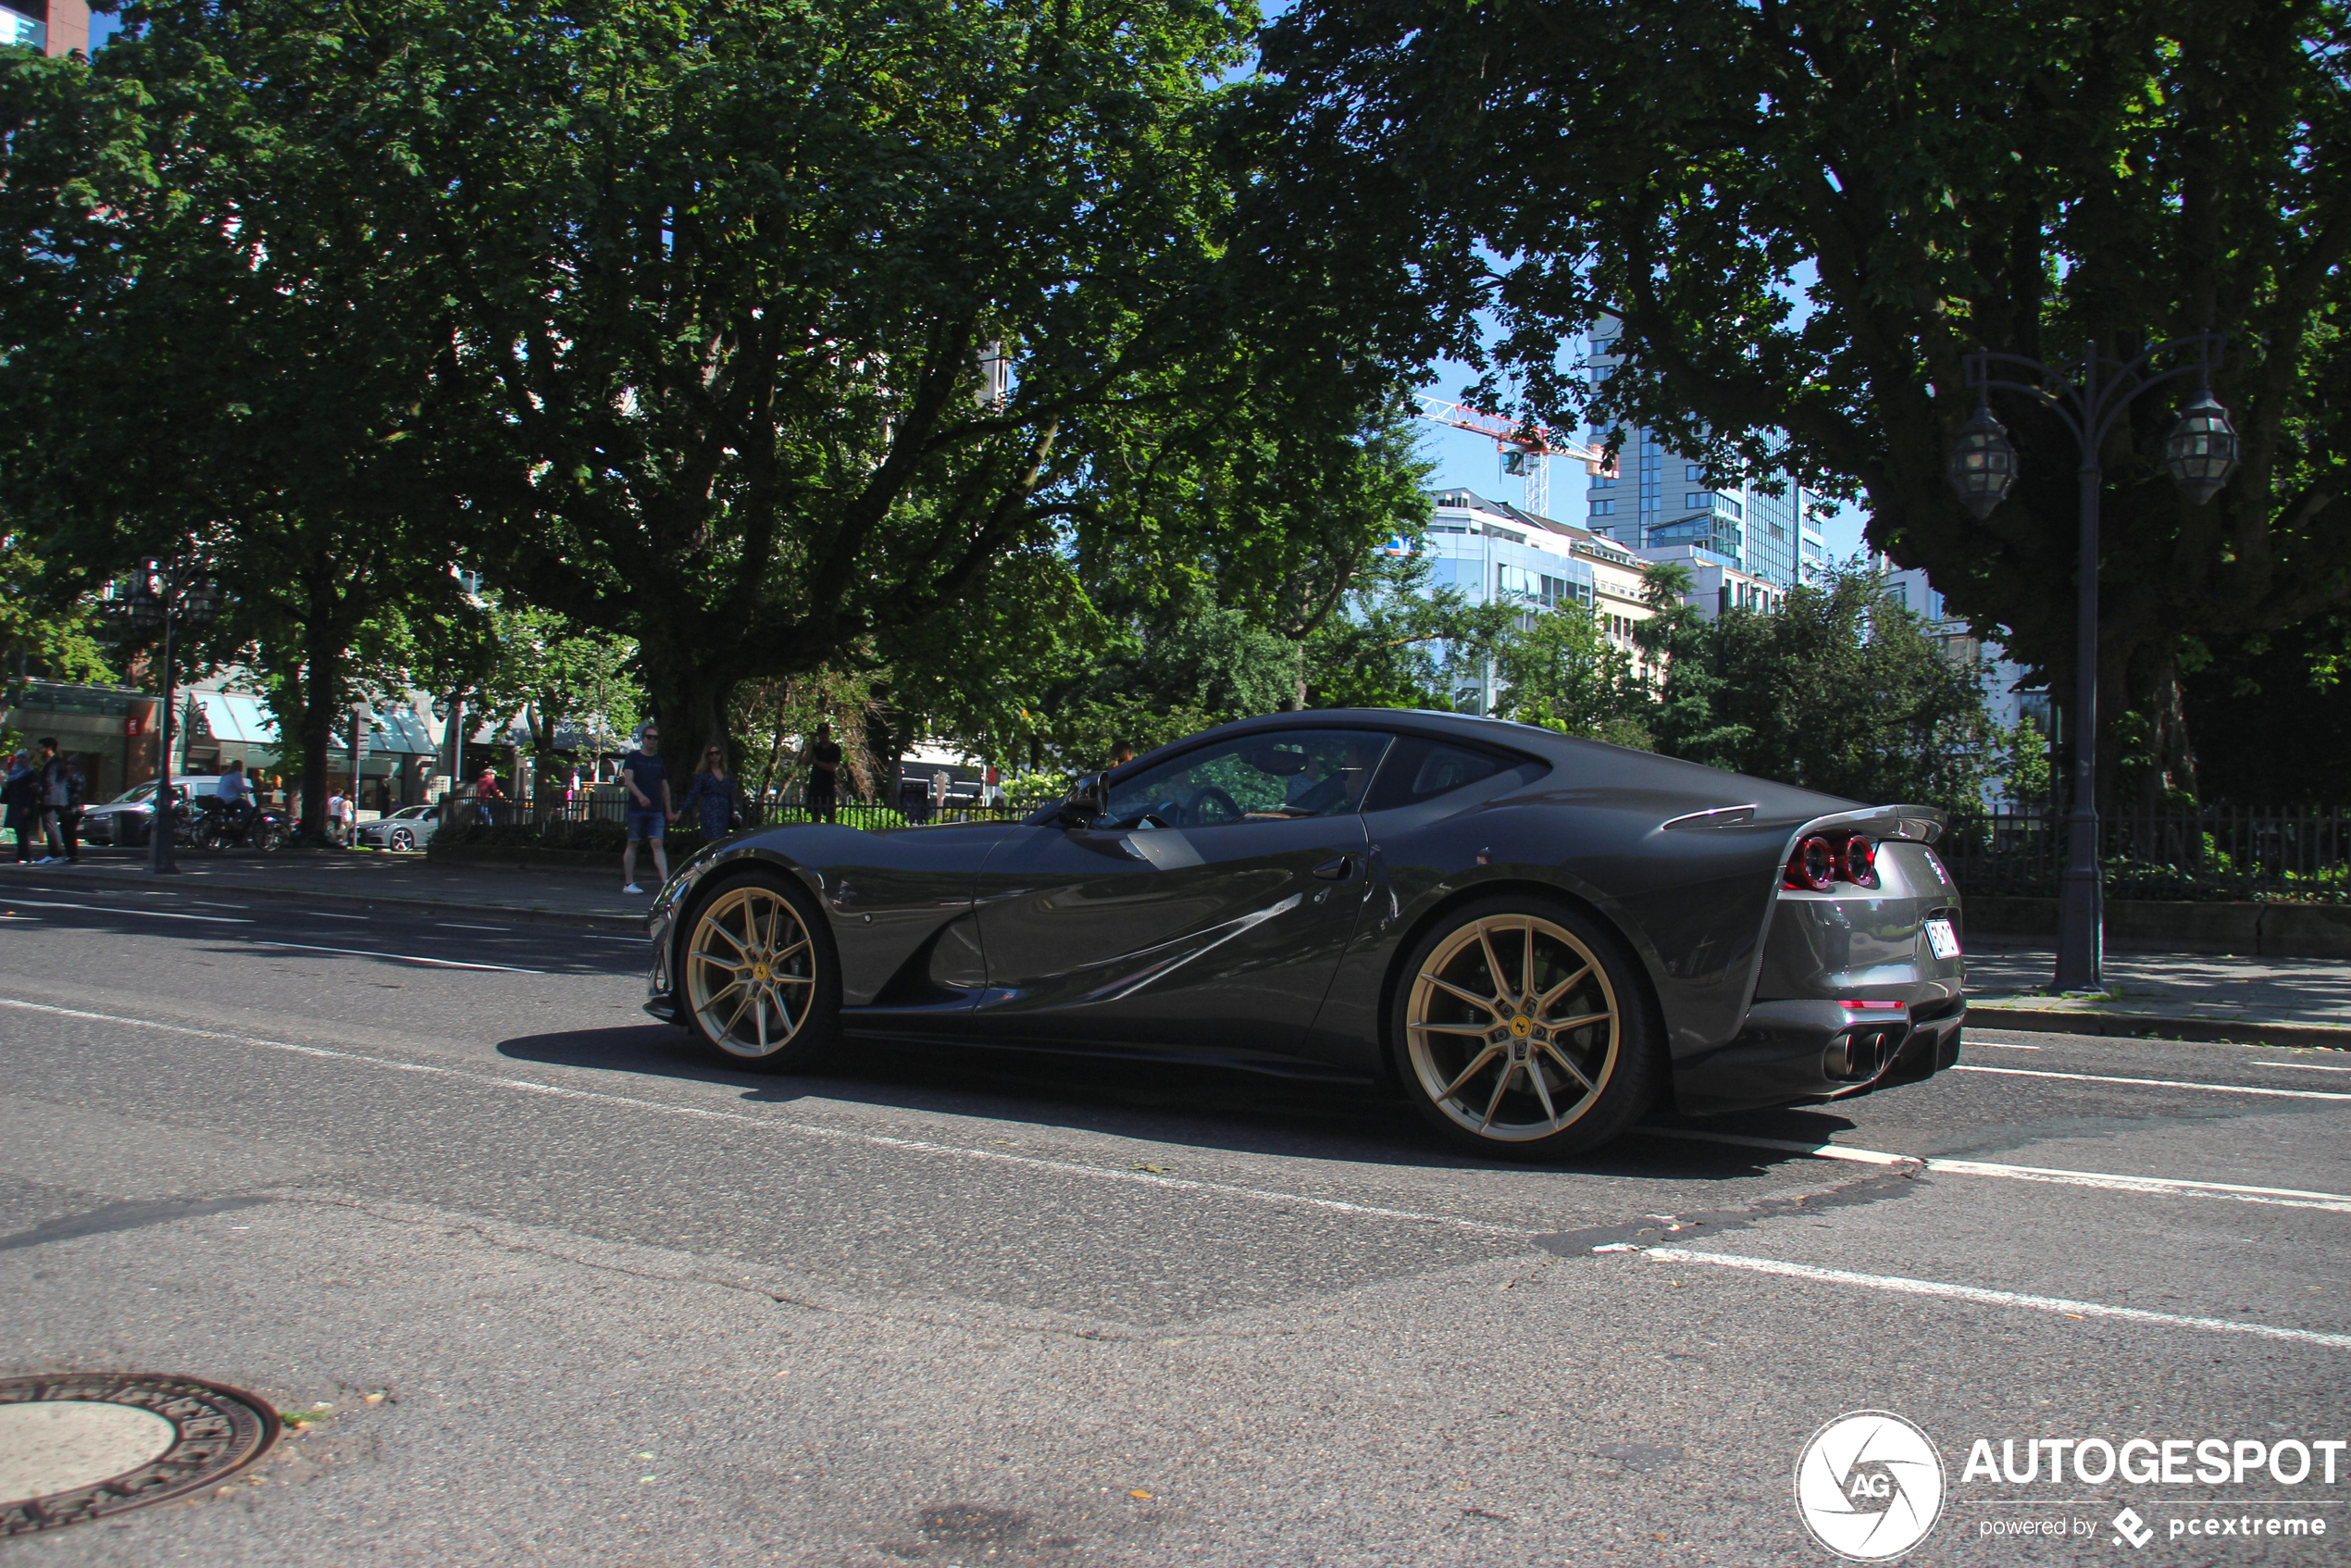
top-left (1652, 566), bottom-right (2002, 813)
top-left (1246, 0), bottom-right (2351, 809)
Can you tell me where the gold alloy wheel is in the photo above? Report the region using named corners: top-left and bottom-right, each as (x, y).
top-left (1405, 914), bottom-right (1621, 1142)
top-left (686, 883), bottom-right (817, 1058)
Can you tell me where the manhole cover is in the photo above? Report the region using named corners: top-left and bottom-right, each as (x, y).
top-left (0, 1375), bottom-right (278, 1535)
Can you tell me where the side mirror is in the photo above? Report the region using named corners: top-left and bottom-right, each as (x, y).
top-left (1054, 774), bottom-right (1107, 829)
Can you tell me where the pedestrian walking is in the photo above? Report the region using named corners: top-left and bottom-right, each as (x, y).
top-left (326, 789), bottom-right (349, 846)
top-left (32, 739), bottom-right (68, 863)
top-left (620, 723), bottom-right (675, 894)
top-left (2, 750), bottom-right (35, 862)
top-left (679, 745), bottom-right (741, 842)
top-left (56, 753), bottom-right (86, 863)
top-left (472, 765), bottom-right (504, 827)
top-left (799, 723), bottom-right (843, 825)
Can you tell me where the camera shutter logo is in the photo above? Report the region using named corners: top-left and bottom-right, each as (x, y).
top-left (1794, 1411), bottom-right (1946, 1561)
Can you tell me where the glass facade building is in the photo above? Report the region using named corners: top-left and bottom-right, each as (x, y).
top-left (1580, 328), bottom-right (1808, 590)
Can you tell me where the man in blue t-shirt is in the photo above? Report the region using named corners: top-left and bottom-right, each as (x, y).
top-left (621, 723), bottom-right (676, 894)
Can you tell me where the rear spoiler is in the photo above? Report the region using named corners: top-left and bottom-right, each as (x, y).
top-left (1787, 803), bottom-right (1946, 846)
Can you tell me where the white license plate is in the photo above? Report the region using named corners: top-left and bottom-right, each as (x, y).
top-left (1924, 918), bottom-right (1961, 961)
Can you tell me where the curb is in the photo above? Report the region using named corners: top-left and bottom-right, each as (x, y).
top-left (1969, 1004), bottom-right (2351, 1051)
top-left (0, 865), bottom-right (647, 934)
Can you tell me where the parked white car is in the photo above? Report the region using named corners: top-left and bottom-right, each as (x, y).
top-left (355, 803), bottom-right (442, 852)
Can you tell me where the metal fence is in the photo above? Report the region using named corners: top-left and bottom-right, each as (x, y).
top-left (456, 792), bottom-right (1045, 835)
top-left (1940, 809), bottom-right (2351, 902)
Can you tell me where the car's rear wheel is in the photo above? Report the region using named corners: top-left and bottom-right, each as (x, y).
top-left (681, 872), bottom-right (840, 1071)
top-left (1390, 894), bottom-right (1659, 1159)
top-left (389, 828), bottom-right (415, 852)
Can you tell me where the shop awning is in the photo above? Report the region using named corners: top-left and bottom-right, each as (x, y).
top-left (189, 691), bottom-right (276, 745)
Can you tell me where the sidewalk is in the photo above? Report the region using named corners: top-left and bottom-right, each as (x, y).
top-left (1966, 940), bottom-right (2351, 1048)
top-left (0, 847), bottom-right (649, 930)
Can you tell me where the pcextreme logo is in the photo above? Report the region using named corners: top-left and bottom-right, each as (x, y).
top-left (1796, 1411), bottom-right (1947, 1562)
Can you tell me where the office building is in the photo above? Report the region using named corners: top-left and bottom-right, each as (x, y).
top-left (1580, 326), bottom-right (1813, 590)
top-left (3, 0), bottom-right (91, 55)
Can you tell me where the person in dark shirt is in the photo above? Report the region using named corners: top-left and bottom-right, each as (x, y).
top-left (799, 723), bottom-right (843, 825)
top-left (620, 723), bottom-right (676, 893)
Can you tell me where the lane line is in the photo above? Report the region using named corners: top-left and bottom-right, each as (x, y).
top-left (0, 998), bottom-right (1524, 1237)
top-left (0, 897), bottom-right (253, 925)
top-left (436, 923), bottom-right (510, 932)
top-left (246, 939), bottom-right (550, 975)
top-left (2253, 1059), bottom-right (2351, 1075)
top-left (1972, 1041), bottom-right (2043, 1051)
top-left (1636, 1128), bottom-right (1914, 1167)
top-left (1642, 1248), bottom-right (2351, 1352)
top-left (304, 911), bottom-right (367, 921)
top-left (1952, 1063), bottom-right (2351, 1101)
top-left (1644, 1126), bottom-right (2351, 1213)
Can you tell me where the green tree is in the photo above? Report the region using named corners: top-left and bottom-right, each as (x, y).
top-left (1246, 0), bottom-right (2351, 810)
top-left (1493, 600), bottom-right (1649, 749)
top-left (471, 599), bottom-right (643, 779)
top-left (1661, 567), bottom-right (1999, 813)
top-left (352, 0), bottom-right (1400, 785)
top-left (0, 31), bottom-right (479, 840)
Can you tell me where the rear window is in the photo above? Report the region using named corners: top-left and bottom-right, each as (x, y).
top-left (1362, 735), bottom-right (1512, 812)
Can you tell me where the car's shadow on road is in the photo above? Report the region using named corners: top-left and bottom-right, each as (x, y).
top-left (494, 1021), bottom-right (1872, 1184)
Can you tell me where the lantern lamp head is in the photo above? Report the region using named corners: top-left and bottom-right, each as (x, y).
top-left (2162, 389), bottom-right (2241, 504)
top-left (1946, 404), bottom-right (2018, 519)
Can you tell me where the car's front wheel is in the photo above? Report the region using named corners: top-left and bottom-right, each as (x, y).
top-left (681, 872), bottom-right (840, 1071)
top-left (1390, 894), bottom-right (1659, 1160)
top-left (389, 828), bottom-right (415, 852)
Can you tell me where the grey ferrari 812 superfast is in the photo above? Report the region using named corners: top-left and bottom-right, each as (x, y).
top-left (644, 710), bottom-right (1965, 1158)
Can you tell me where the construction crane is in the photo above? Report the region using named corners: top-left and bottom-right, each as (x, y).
top-left (1414, 394), bottom-right (1614, 520)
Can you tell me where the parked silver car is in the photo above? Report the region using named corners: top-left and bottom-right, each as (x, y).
top-left (355, 803), bottom-right (442, 852)
top-left (78, 782), bottom-right (191, 847)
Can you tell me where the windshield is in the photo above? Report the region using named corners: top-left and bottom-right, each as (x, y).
top-left (108, 783), bottom-right (157, 803)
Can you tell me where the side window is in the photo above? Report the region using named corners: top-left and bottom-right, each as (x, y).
top-left (1103, 729), bottom-right (1395, 829)
top-left (1362, 736), bottom-right (1511, 813)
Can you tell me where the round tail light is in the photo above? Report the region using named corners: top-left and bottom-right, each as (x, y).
top-left (1842, 835), bottom-right (1878, 888)
top-left (1786, 835), bottom-right (1835, 892)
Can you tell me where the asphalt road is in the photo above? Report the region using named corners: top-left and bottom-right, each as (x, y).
top-left (2, 875), bottom-right (2345, 1566)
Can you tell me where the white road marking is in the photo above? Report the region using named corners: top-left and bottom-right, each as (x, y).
top-left (436, 923), bottom-right (510, 932)
top-left (1637, 1126), bottom-right (2351, 1213)
top-left (0, 998), bottom-right (1524, 1237)
top-left (0, 897), bottom-right (253, 924)
top-left (1641, 1248), bottom-right (2351, 1352)
top-left (1952, 1063), bottom-right (2351, 1101)
top-left (1636, 1128), bottom-right (1914, 1166)
top-left (2252, 1059), bottom-right (2351, 1074)
top-left (304, 911), bottom-right (367, 921)
top-left (248, 940), bottom-right (549, 974)
top-left (1971, 1040), bottom-right (2043, 1050)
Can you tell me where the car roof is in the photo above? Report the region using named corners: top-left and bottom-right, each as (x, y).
top-left (1126, 708), bottom-right (1865, 816)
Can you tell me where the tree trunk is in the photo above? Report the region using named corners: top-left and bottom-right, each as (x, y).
top-left (300, 630), bottom-right (342, 845)
top-left (641, 641), bottom-right (737, 812)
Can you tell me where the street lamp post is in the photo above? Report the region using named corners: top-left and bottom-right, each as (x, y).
top-left (350, 701), bottom-right (372, 831)
top-left (1946, 334), bottom-right (2242, 990)
top-left (121, 560), bottom-right (224, 876)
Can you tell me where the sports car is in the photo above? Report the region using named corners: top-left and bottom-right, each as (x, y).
top-left (643, 710), bottom-right (1966, 1158)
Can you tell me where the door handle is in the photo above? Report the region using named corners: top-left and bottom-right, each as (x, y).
top-left (1312, 855), bottom-right (1356, 881)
